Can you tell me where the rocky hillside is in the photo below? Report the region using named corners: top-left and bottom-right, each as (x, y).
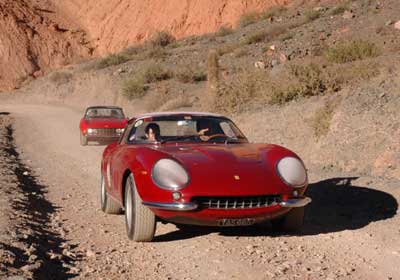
top-left (0, 0), bottom-right (289, 91)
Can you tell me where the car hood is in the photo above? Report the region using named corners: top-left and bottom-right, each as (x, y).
top-left (147, 143), bottom-right (294, 196)
top-left (84, 118), bottom-right (127, 128)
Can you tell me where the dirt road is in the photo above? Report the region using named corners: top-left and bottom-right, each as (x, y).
top-left (0, 104), bottom-right (399, 280)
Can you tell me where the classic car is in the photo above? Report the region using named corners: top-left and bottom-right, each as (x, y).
top-left (101, 112), bottom-right (311, 241)
top-left (79, 106), bottom-right (128, 146)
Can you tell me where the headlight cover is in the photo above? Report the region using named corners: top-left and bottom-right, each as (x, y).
top-left (151, 159), bottom-right (189, 190)
top-left (116, 128), bottom-right (124, 134)
top-left (277, 157), bottom-right (307, 188)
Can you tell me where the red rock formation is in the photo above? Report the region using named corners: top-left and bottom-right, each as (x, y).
top-left (0, 0), bottom-right (91, 91)
top-left (0, 0), bottom-right (290, 90)
top-left (52, 0), bottom-right (290, 54)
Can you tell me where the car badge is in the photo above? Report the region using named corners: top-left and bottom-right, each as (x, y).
top-left (234, 175), bottom-right (240, 180)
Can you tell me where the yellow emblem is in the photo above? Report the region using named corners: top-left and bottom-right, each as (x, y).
top-left (234, 175), bottom-right (240, 180)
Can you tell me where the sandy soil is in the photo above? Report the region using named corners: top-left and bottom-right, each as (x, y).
top-left (0, 104), bottom-right (399, 280)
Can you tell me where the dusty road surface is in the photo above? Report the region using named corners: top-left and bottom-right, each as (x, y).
top-left (0, 104), bottom-right (399, 280)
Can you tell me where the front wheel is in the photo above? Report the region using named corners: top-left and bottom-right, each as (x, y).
top-left (125, 174), bottom-right (156, 242)
top-left (80, 132), bottom-right (88, 146)
top-left (272, 207), bottom-right (305, 232)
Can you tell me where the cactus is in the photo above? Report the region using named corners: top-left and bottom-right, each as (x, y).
top-left (207, 49), bottom-right (220, 104)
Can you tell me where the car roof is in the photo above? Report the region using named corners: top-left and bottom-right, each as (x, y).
top-left (86, 106), bottom-right (123, 110)
top-left (130, 111), bottom-right (226, 121)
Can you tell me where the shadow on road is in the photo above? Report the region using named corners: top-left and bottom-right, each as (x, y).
top-left (0, 112), bottom-right (10, 115)
top-left (154, 177), bottom-right (398, 242)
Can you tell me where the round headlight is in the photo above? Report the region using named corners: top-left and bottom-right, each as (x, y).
top-left (152, 159), bottom-right (189, 190)
top-left (277, 157), bottom-right (307, 188)
top-left (88, 128), bottom-right (94, 133)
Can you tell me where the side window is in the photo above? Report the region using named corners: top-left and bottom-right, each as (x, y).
top-left (220, 122), bottom-right (236, 138)
top-left (120, 121), bottom-right (135, 144)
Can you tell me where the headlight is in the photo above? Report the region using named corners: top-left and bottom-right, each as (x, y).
top-left (116, 128), bottom-right (124, 134)
top-left (88, 128), bottom-right (94, 133)
top-left (152, 159), bottom-right (189, 190)
top-left (277, 157), bottom-right (307, 188)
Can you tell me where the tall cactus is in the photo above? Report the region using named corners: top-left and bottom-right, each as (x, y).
top-left (207, 49), bottom-right (220, 106)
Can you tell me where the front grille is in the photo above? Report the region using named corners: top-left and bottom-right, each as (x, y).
top-left (193, 195), bottom-right (282, 210)
top-left (90, 128), bottom-right (118, 136)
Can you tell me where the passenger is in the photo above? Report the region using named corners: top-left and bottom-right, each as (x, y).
top-left (145, 123), bottom-right (161, 142)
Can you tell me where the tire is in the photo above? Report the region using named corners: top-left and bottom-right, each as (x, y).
top-left (80, 132), bottom-right (88, 146)
top-left (272, 207), bottom-right (305, 232)
top-left (100, 175), bottom-right (122, 214)
top-left (125, 174), bottom-right (156, 242)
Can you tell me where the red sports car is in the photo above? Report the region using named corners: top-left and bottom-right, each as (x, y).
top-left (79, 106), bottom-right (128, 146)
top-left (101, 112), bottom-right (311, 241)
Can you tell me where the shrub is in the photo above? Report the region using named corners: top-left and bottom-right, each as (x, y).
top-left (142, 63), bottom-right (173, 83)
top-left (122, 77), bottom-right (148, 100)
top-left (217, 43), bottom-right (240, 56)
top-left (262, 5), bottom-right (287, 19)
top-left (269, 63), bottom-right (328, 105)
top-left (96, 54), bottom-right (130, 69)
top-left (304, 10), bottom-right (321, 22)
top-left (311, 99), bottom-right (339, 138)
top-left (325, 40), bottom-right (380, 64)
top-left (149, 31), bottom-right (176, 47)
top-left (49, 71), bottom-right (72, 84)
top-left (141, 46), bottom-right (168, 60)
top-left (241, 25), bottom-right (287, 45)
top-left (330, 4), bottom-right (348, 16)
top-left (216, 26), bottom-right (234, 37)
top-left (238, 12), bottom-right (260, 27)
top-left (176, 66), bottom-right (207, 83)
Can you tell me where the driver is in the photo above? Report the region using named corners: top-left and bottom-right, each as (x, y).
top-left (145, 123), bottom-right (161, 142)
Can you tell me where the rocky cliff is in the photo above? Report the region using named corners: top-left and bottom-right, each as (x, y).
top-left (0, 0), bottom-right (92, 91)
top-left (0, 0), bottom-right (289, 91)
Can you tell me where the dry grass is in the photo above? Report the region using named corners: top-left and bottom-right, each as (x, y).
top-left (141, 63), bottom-right (173, 83)
top-left (241, 25), bottom-right (287, 45)
top-left (325, 40), bottom-right (380, 63)
top-left (176, 66), bottom-right (207, 83)
top-left (238, 12), bottom-right (260, 27)
top-left (304, 10), bottom-right (321, 22)
top-left (330, 2), bottom-right (349, 15)
top-left (96, 54), bottom-right (130, 69)
top-left (311, 98), bottom-right (340, 139)
top-left (262, 5), bottom-right (287, 19)
top-left (217, 43), bottom-right (241, 56)
top-left (216, 26), bottom-right (234, 37)
top-left (122, 77), bottom-right (148, 100)
top-left (49, 71), bottom-right (73, 84)
top-left (149, 31), bottom-right (176, 47)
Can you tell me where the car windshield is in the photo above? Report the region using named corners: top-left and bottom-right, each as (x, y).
top-left (128, 115), bottom-right (248, 144)
top-left (85, 108), bottom-right (125, 119)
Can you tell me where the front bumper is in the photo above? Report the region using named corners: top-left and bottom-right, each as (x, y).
top-left (142, 196), bottom-right (312, 211)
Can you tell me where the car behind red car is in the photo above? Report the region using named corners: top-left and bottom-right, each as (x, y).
top-left (79, 106), bottom-right (128, 146)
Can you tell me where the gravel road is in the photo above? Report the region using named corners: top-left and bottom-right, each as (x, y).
top-left (0, 104), bottom-right (399, 280)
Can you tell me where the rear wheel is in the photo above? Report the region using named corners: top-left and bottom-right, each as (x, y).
top-left (272, 207), bottom-right (305, 232)
top-left (125, 174), bottom-right (156, 242)
top-left (80, 132), bottom-right (88, 146)
top-left (100, 175), bottom-right (122, 214)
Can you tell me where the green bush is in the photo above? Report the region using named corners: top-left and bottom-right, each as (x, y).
top-left (305, 10), bottom-right (321, 22)
top-left (238, 12), bottom-right (260, 27)
top-left (325, 40), bottom-right (380, 63)
top-left (176, 66), bottom-right (207, 83)
top-left (142, 63), bottom-right (173, 83)
top-left (149, 31), bottom-right (176, 47)
top-left (216, 26), bottom-right (234, 37)
top-left (96, 54), bottom-right (130, 69)
top-left (242, 25), bottom-right (286, 45)
top-left (262, 5), bottom-right (287, 19)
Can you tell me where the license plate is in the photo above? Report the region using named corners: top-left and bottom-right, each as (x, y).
top-left (218, 218), bottom-right (256, 227)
